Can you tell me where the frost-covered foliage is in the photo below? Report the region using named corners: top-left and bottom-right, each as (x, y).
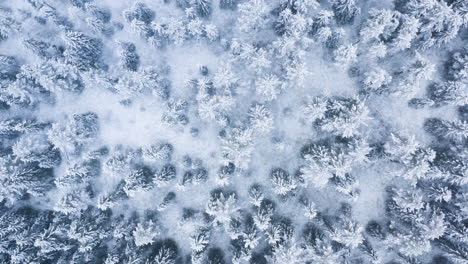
top-left (0, 0), bottom-right (466, 263)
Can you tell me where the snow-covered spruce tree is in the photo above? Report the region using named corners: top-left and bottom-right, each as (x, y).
top-left (424, 118), bottom-right (468, 143)
top-left (12, 132), bottom-right (61, 168)
top-left (1, 63), bottom-right (54, 108)
top-left (83, 3), bottom-right (113, 36)
top-left (359, 8), bottom-right (399, 44)
top-left (54, 158), bottom-right (100, 189)
top-left (62, 31), bottom-right (103, 71)
top-left (445, 50), bottom-right (467, 82)
top-left (428, 81), bottom-right (468, 107)
top-left (22, 60), bottom-right (84, 94)
top-left (142, 142), bottom-right (173, 164)
top-left (384, 133), bottom-right (435, 184)
top-left (360, 67), bottom-right (393, 95)
top-left (206, 189), bottom-right (240, 227)
top-left (304, 96), bottom-right (370, 138)
top-left (216, 162), bottom-right (235, 186)
top-left (430, 148), bottom-right (468, 186)
top-left (248, 104), bottom-right (273, 135)
top-left (390, 54), bottom-right (435, 97)
top-left (123, 165), bottom-right (155, 197)
top-left (0, 7), bottom-right (21, 42)
top-left (180, 167), bottom-right (208, 187)
top-left (220, 0), bottom-right (238, 9)
top-left (117, 41), bottom-right (140, 72)
top-left (388, 14), bottom-right (420, 53)
top-left (270, 168), bottom-right (297, 196)
top-left (253, 199), bottom-right (275, 231)
top-left (248, 184), bottom-right (264, 207)
top-left (47, 112), bottom-right (99, 156)
top-left (147, 239), bottom-right (179, 264)
top-left (54, 188), bottom-right (93, 215)
top-left (190, 227), bottom-right (210, 254)
top-left (22, 38), bottom-right (62, 59)
top-left (0, 118), bottom-right (48, 139)
top-left (398, 0), bottom-right (463, 50)
top-left (0, 55), bottom-right (20, 87)
top-left (220, 126), bottom-right (255, 169)
top-left (255, 74), bottom-right (283, 102)
top-left (124, 2), bottom-right (154, 25)
top-left (298, 195), bottom-right (318, 220)
top-left (133, 218), bottom-right (161, 247)
top-left (154, 164), bottom-right (176, 187)
top-left (237, 0), bottom-right (271, 34)
top-left (332, 0), bottom-right (359, 25)
top-left (0, 154), bottom-right (54, 205)
top-left (385, 187), bottom-right (449, 257)
top-left (162, 99), bottom-right (189, 127)
top-left (104, 146), bottom-right (141, 174)
top-left (299, 137), bottom-right (371, 188)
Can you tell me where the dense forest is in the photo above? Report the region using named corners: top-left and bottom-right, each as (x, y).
top-left (0, 0), bottom-right (466, 263)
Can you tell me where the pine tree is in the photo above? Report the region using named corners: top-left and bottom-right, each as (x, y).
top-left (193, 0), bottom-right (212, 18)
top-left (28, 61), bottom-right (84, 93)
top-left (333, 44), bottom-right (357, 67)
top-left (55, 158), bottom-right (100, 188)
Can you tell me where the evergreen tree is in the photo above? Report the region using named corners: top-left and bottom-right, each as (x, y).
top-left (123, 166), bottom-right (155, 197)
top-left (0, 155), bottom-right (54, 204)
top-left (332, 0), bottom-right (359, 25)
top-left (428, 81), bottom-right (468, 106)
top-left (117, 41), bottom-right (140, 72)
top-left (206, 189), bottom-right (240, 227)
top-left (47, 112), bottom-right (99, 155)
top-left (63, 31), bottom-right (103, 71)
top-left (270, 168), bottom-right (297, 196)
top-left (22, 38), bottom-right (62, 59)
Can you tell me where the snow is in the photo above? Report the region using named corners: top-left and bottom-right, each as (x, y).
top-left (0, 0), bottom-right (466, 263)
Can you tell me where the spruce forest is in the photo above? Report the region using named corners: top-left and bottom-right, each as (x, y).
top-left (0, 0), bottom-right (466, 263)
